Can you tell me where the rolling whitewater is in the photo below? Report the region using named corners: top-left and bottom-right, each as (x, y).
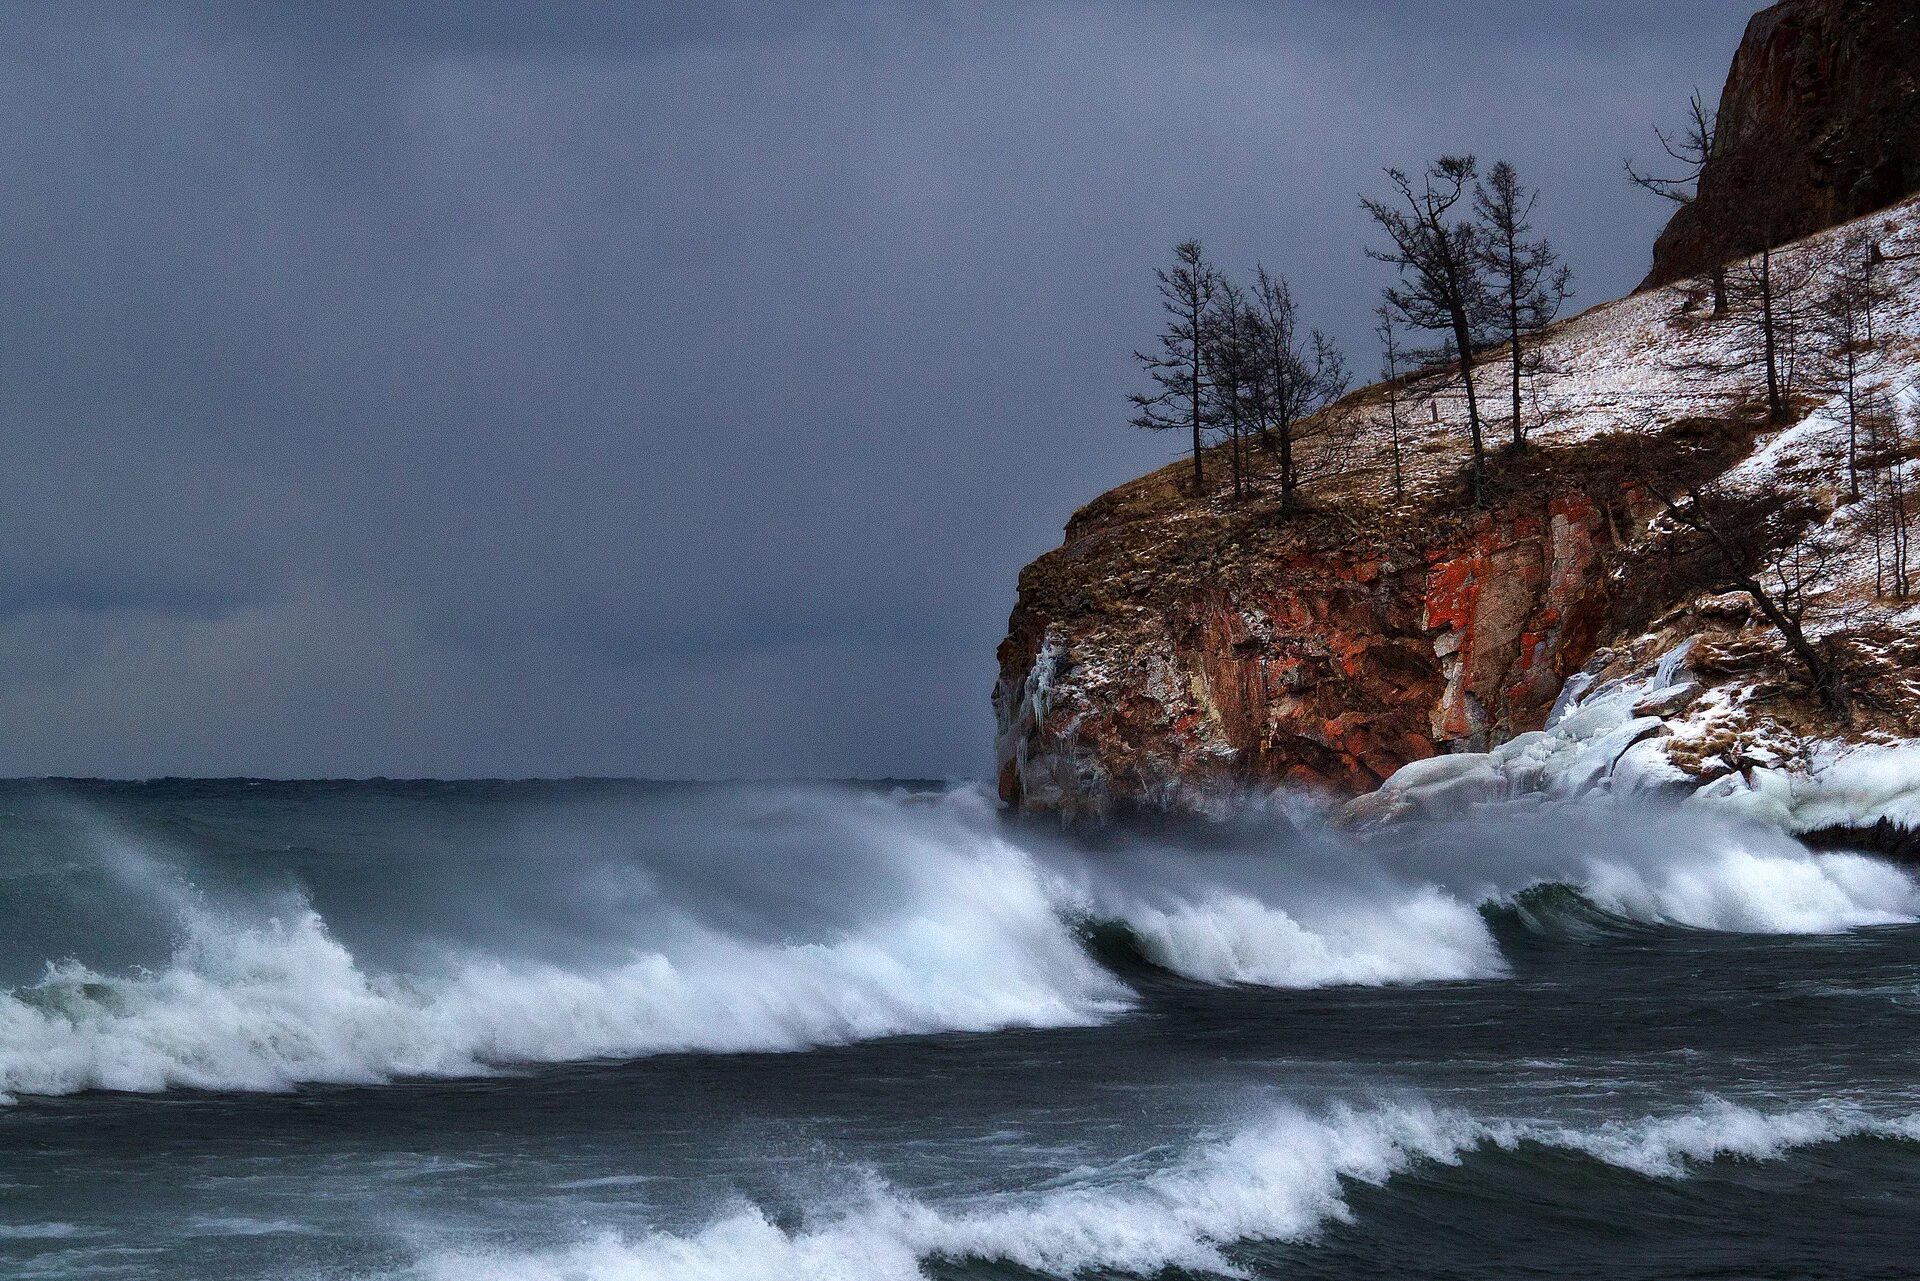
top-left (2, 781), bottom-right (1919, 1279)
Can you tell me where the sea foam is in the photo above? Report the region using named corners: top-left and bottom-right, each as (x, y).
top-left (409, 1096), bottom-right (1920, 1281)
top-left (1100, 885), bottom-right (1506, 988)
top-left (0, 837), bottom-right (1131, 1100)
top-left (5, 787), bottom-right (1920, 1101)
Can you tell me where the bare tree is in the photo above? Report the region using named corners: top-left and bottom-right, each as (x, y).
top-left (1896, 404), bottom-right (1917, 599)
top-left (1865, 399), bottom-right (1917, 599)
top-left (1626, 89), bottom-right (1717, 203)
top-left (1376, 307), bottom-right (1409, 500)
top-left (1860, 400), bottom-right (1911, 597)
top-left (1474, 161), bottom-right (1572, 452)
top-left (1813, 232), bottom-right (1892, 499)
top-left (1645, 477), bottom-right (1852, 722)
top-left (1364, 157), bottom-right (1493, 505)
top-left (1130, 240), bottom-right (1220, 495)
top-left (1626, 88), bottom-right (1728, 312)
top-left (1725, 241), bottom-right (1814, 426)
top-left (1204, 279), bottom-right (1261, 503)
top-left (1246, 266), bottom-right (1349, 512)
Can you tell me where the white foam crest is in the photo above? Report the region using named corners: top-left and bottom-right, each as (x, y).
top-left (415, 1102), bottom-right (1484, 1281)
top-left (1573, 843), bottom-right (1920, 934)
top-left (1527, 1096), bottom-right (1920, 1178)
top-left (0, 842), bottom-right (1131, 1101)
top-left (411, 1097), bottom-right (1920, 1281)
top-left (1111, 887), bottom-right (1506, 988)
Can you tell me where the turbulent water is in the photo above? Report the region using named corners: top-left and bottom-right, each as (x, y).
top-left (3, 780), bottom-right (1920, 1279)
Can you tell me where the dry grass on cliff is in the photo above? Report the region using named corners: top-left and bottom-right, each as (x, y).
top-left (1076, 197), bottom-right (1920, 556)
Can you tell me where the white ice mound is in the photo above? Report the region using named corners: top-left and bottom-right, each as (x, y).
top-left (1351, 637), bottom-right (1920, 842)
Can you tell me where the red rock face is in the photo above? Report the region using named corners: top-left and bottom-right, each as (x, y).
top-left (995, 487), bottom-right (1620, 819)
top-left (1645, 0), bottom-right (1920, 288)
top-left (1422, 494), bottom-right (1609, 748)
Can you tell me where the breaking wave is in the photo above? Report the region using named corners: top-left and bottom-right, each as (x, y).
top-left (407, 1097), bottom-right (1920, 1281)
top-left (1088, 886), bottom-right (1506, 988)
top-left (3, 785), bottom-right (1919, 1100)
top-left (1572, 844), bottom-right (1920, 934)
top-left (0, 842), bottom-right (1130, 1101)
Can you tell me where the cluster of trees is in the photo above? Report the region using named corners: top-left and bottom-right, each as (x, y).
top-left (1125, 94), bottom-right (1917, 722)
top-left (1812, 235), bottom-right (1916, 606)
top-left (1860, 400), bottom-right (1915, 603)
top-left (1128, 246), bottom-right (1349, 507)
top-left (1363, 157), bottom-right (1573, 505)
top-left (1133, 157), bottom-right (1570, 509)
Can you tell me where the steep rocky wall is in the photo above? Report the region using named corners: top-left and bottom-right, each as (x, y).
top-left (1645, 0), bottom-right (1920, 287)
top-left (995, 485), bottom-right (1623, 821)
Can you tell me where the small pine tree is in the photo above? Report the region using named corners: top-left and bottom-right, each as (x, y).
top-left (1246, 267), bottom-right (1349, 512)
top-left (1130, 241), bottom-right (1221, 495)
top-left (1474, 161), bottom-right (1572, 452)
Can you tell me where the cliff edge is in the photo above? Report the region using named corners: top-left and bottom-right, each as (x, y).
top-left (1644, 0), bottom-right (1920, 288)
top-left (997, 196), bottom-right (1920, 826)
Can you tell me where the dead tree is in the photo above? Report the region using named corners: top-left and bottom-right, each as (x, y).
top-left (1131, 241), bottom-right (1220, 495)
top-left (1717, 137), bottom-right (1819, 426)
top-left (1897, 408), bottom-right (1916, 599)
top-left (1645, 477), bottom-right (1853, 723)
top-left (1725, 240), bottom-right (1814, 426)
top-left (1626, 89), bottom-right (1728, 312)
top-left (1474, 161), bottom-right (1572, 452)
top-left (1204, 280), bottom-right (1260, 503)
top-left (1869, 400), bottom-right (1917, 599)
top-left (1813, 232), bottom-right (1892, 499)
top-left (1364, 158), bottom-right (1493, 505)
top-left (1376, 307), bottom-right (1408, 500)
top-left (1247, 266), bottom-right (1349, 511)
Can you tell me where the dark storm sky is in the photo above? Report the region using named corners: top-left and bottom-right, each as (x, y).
top-left (0, 1), bottom-right (1758, 779)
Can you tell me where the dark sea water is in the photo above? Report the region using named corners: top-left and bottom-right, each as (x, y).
top-left (2, 779), bottom-right (1919, 1280)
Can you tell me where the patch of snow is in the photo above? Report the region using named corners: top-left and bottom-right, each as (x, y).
top-left (1354, 637), bottom-right (1919, 842)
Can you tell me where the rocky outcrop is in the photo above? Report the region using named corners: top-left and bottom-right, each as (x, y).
top-left (1645, 0), bottom-right (1920, 288)
top-left (996, 5), bottom-right (1920, 826)
top-left (992, 432), bottom-right (1723, 821)
top-left (996, 180), bottom-right (1920, 821)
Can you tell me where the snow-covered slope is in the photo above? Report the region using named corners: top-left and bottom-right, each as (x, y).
top-left (1345, 198), bottom-right (1920, 837)
top-left (998, 194), bottom-right (1920, 833)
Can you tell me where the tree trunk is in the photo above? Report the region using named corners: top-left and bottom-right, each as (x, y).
top-left (1508, 288), bottom-right (1525, 452)
top-left (1761, 249), bottom-right (1786, 424)
top-left (1736, 574), bottom-right (1851, 724)
top-left (1230, 414), bottom-right (1244, 501)
top-left (1279, 415), bottom-right (1296, 511)
top-left (1846, 350), bottom-right (1860, 500)
top-left (1451, 312), bottom-right (1487, 505)
top-left (1387, 402), bottom-right (1405, 499)
top-left (1188, 344), bottom-right (1204, 495)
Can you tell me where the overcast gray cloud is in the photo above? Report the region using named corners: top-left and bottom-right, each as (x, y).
top-left (0, 1), bottom-right (1757, 778)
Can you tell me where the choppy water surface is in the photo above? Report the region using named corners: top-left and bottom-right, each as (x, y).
top-left (2, 779), bottom-right (1918, 1279)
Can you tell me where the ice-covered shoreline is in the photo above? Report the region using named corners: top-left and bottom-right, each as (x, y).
top-left (1345, 635), bottom-right (1920, 845)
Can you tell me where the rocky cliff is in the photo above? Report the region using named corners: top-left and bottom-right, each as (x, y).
top-left (997, 195), bottom-right (1920, 825)
top-left (1645, 0), bottom-right (1920, 288)
top-left (996, 432), bottom-right (1730, 820)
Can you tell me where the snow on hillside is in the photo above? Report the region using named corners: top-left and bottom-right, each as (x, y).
top-left (1336, 195), bottom-right (1920, 837)
top-left (1340, 196), bottom-right (1920, 837)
